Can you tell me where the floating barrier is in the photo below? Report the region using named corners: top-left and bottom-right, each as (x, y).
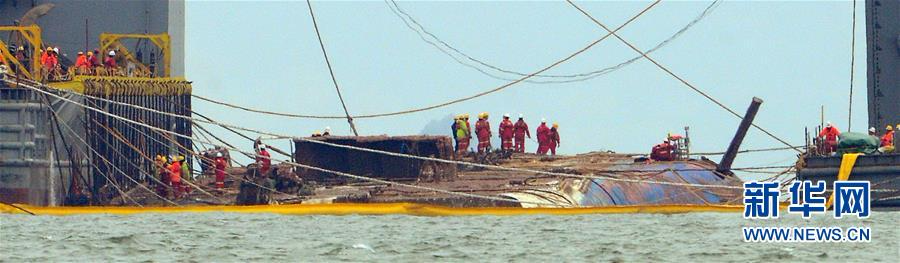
top-left (0, 203), bottom-right (749, 216)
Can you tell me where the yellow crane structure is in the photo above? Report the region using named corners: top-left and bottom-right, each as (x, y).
top-left (99, 33), bottom-right (171, 77)
top-left (0, 25), bottom-right (44, 81)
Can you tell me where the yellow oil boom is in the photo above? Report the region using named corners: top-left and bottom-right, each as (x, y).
top-left (0, 25), bottom-right (44, 81)
top-left (99, 33), bottom-right (171, 77)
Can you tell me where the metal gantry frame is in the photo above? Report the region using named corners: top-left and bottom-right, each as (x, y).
top-left (0, 25), bottom-right (44, 81)
top-left (99, 33), bottom-right (171, 77)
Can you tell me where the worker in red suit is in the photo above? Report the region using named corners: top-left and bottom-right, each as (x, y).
top-left (498, 113), bottom-right (514, 151)
top-left (257, 144), bottom-right (272, 177)
top-left (818, 121), bottom-right (841, 154)
top-left (89, 50), bottom-right (101, 68)
top-left (168, 156), bottom-right (182, 199)
top-left (548, 123), bottom-right (561, 155)
top-left (650, 140), bottom-right (675, 161)
top-left (214, 152), bottom-right (227, 190)
top-left (536, 119), bottom-right (550, 155)
top-left (513, 114), bottom-right (531, 153)
top-left (475, 112), bottom-right (492, 153)
top-left (104, 50), bottom-right (117, 70)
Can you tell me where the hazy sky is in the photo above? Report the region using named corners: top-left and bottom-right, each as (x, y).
top-left (184, 1), bottom-right (867, 180)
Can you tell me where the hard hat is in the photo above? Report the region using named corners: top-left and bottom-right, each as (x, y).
top-left (259, 144), bottom-right (267, 149)
top-left (541, 118), bottom-right (546, 123)
top-left (518, 113), bottom-right (523, 118)
top-left (888, 125), bottom-right (894, 131)
top-left (463, 113), bottom-right (470, 118)
top-left (313, 130), bottom-right (321, 135)
top-left (87, 51), bottom-right (94, 56)
top-left (17, 46), bottom-right (24, 51)
top-left (552, 123), bottom-right (559, 128)
top-left (324, 126), bottom-right (331, 132)
top-left (869, 127), bottom-right (876, 133)
top-left (46, 46), bottom-right (53, 51)
top-left (179, 156), bottom-right (185, 161)
top-left (216, 152), bottom-right (223, 158)
top-left (503, 113), bottom-right (510, 118)
top-left (53, 47), bottom-right (59, 53)
top-left (108, 50), bottom-right (116, 56)
top-left (77, 51), bottom-right (83, 55)
top-left (826, 121), bottom-right (832, 128)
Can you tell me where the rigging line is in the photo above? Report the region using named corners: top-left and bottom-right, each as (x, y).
top-left (689, 146), bottom-right (805, 156)
top-left (91, 117), bottom-right (225, 204)
top-left (564, 0), bottom-right (802, 154)
top-left (305, 0), bottom-right (359, 136)
top-left (42, 98), bottom-right (145, 206)
top-left (0, 202), bottom-right (36, 215)
top-left (190, 0), bottom-right (663, 120)
top-left (23, 84), bottom-right (498, 204)
top-left (61, 85), bottom-right (747, 190)
top-left (386, 0), bottom-right (721, 83)
top-left (112, 107), bottom-right (289, 198)
top-left (52, 84), bottom-right (753, 190)
top-left (17, 83), bottom-right (724, 204)
top-left (37, 90), bottom-right (77, 199)
top-left (84, 119), bottom-right (181, 205)
top-left (847, 0), bottom-right (857, 131)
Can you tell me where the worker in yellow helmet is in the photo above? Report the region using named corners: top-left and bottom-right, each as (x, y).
top-left (549, 123), bottom-right (561, 155)
top-left (455, 114), bottom-right (471, 155)
top-left (880, 125), bottom-right (894, 153)
top-left (475, 112), bottom-right (492, 153)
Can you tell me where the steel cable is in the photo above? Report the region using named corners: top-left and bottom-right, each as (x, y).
top-left (12, 81), bottom-right (561, 207)
top-left (190, 1), bottom-right (664, 119)
top-left (385, 0), bottom-right (721, 83)
top-left (564, 0), bottom-right (802, 154)
top-left (22, 80), bottom-right (752, 191)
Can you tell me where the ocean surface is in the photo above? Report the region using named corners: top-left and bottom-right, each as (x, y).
top-left (1, 212), bottom-right (898, 262)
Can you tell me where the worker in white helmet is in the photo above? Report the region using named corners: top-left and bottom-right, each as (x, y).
top-left (869, 127), bottom-right (877, 136)
top-left (104, 50), bottom-right (117, 70)
top-left (498, 113), bottom-right (514, 151)
top-left (818, 121), bottom-right (841, 154)
top-left (323, 126), bottom-right (331, 136)
top-left (214, 152), bottom-right (227, 189)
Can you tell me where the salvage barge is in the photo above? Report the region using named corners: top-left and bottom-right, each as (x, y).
top-left (796, 0), bottom-right (900, 208)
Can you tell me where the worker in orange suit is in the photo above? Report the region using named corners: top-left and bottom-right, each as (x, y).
top-left (475, 112), bottom-right (492, 153)
top-left (498, 113), bottom-right (514, 151)
top-left (881, 125), bottom-right (894, 147)
top-left (214, 152), bottom-right (227, 189)
top-left (548, 123), bottom-right (561, 155)
top-left (40, 47), bottom-right (50, 68)
top-left (513, 114), bottom-right (530, 153)
top-left (75, 51), bottom-right (90, 73)
top-left (818, 121), bottom-right (841, 154)
top-left (257, 144), bottom-right (272, 177)
top-left (536, 119), bottom-right (550, 155)
top-left (168, 156), bottom-right (183, 199)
